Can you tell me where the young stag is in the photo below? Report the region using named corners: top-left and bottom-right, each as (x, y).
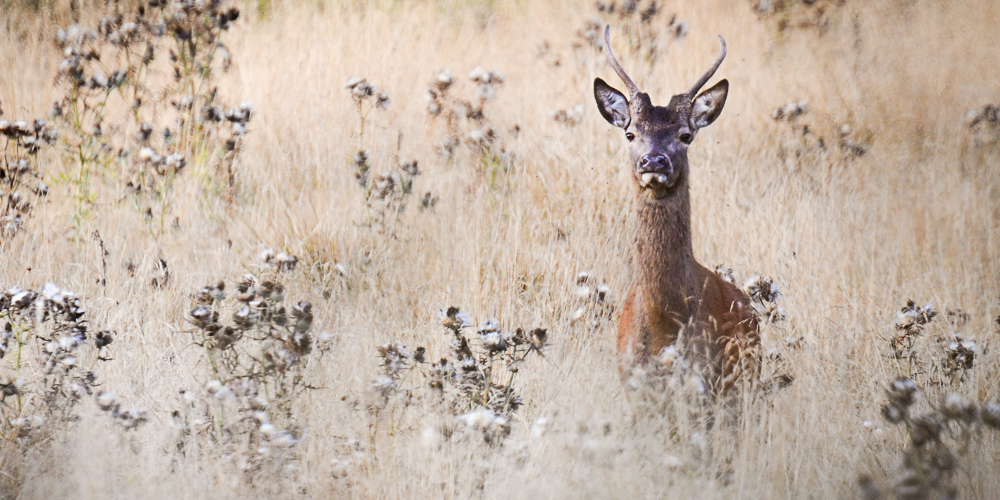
top-left (594, 26), bottom-right (760, 394)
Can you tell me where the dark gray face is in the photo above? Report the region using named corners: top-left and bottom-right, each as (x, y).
top-left (625, 93), bottom-right (695, 193)
top-left (594, 78), bottom-right (729, 196)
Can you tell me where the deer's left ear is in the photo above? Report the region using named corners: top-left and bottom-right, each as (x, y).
top-left (690, 79), bottom-right (728, 130)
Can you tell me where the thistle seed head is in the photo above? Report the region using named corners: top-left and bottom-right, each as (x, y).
top-left (981, 401), bottom-right (1000, 429)
top-left (96, 391), bottom-right (118, 411)
top-left (742, 275), bottom-right (781, 303)
top-left (530, 328), bottom-right (548, 349)
top-left (714, 265), bottom-right (736, 284)
top-left (165, 153), bottom-right (186, 172)
top-left (234, 307), bottom-right (253, 329)
top-left (275, 252), bottom-right (298, 272)
top-left (468, 66), bottom-right (504, 85)
top-left (439, 306), bottom-right (472, 331)
top-left (11, 120), bottom-right (30, 136)
top-left (476, 84), bottom-right (497, 101)
top-left (94, 330), bottom-right (113, 348)
top-left (435, 69), bottom-right (453, 90)
top-left (943, 337), bottom-right (976, 372)
top-left (119, 408), bottom-right (148, 429)
top-left (373, 375), bottom-right (396, 397)
top-left (90, 72), bottom-right (109, 89)
top-left (887, 377), bottom-right (918, 409)
top-left (190, 305), bottom-right (212, 328)
top-left (908, 413), bottom-right (942, 446)
top-left (940, 393), bottom-right (977, 423)
top-left (346, 77), bottom-right (375, 101)
top-left (896, 301), bottom-right (936, 331)
top-left (138, 122), bottom-right (153, 142)
top-left (460, 407), bottom-right (500, 429)
top-left (352, 150), bottom-right (369, 167)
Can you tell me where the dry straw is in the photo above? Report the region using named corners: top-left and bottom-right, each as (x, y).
top-left (0, 0), bottom-right (999, 498)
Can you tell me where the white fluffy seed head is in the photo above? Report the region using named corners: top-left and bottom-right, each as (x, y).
top-left (422, 427), bottom-right (442, 448)
top-left (96, 391), bottom-right (116, 410)
top-left (138, 147), bottom-right (155, 162)
top-left (436, 69), bottom-right (453, 86)
top-left (531, 417), bottom-right (550, 438)
top-left (345, 76), bottom-right (364, 89)
top-left (205, 380), bottom-right (223, 394)
top-left (460, 407), bottom-right (497, 429)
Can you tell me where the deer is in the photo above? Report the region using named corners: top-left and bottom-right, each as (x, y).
top-left (593, 26), bottom-right (760, 395)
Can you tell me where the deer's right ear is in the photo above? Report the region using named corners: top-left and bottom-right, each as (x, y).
top-left (594, 78), bottom-right (631, 130)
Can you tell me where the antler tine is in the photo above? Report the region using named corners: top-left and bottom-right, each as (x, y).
top-left (686, 35), bottom-right (727, 97)
top-left (603, 25), bottom-right (640, 97)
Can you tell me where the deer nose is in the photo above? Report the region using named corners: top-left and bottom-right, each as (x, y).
top-left (639, 154), bottom-right (668, 170)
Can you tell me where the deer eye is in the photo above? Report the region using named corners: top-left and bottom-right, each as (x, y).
top-left (679, 133), bottom-right (693, 144)
top-left (625, 132), bottom-right (635, 141)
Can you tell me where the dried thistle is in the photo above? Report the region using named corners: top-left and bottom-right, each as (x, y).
top-left (864, 378), bottom-right (1000, 499)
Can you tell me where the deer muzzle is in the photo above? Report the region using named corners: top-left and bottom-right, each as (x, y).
top-left (637, 154), bottom-right (676, 188)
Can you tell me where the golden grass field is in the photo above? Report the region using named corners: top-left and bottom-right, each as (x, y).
top-left (1, 0), bottom-right (999, 498)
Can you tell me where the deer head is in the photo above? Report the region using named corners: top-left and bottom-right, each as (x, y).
top-left (594, 25), bottom-right (728, 197)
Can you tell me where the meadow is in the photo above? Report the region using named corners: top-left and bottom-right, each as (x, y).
top-left (1, 0), bottom-right (999, 498)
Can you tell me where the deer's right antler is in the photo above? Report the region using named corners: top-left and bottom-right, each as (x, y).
top-left (603, 25), bottom-right (641, 98)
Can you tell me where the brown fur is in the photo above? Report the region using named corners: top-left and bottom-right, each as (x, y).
top-left (618, 181), bottom-right (760, 393)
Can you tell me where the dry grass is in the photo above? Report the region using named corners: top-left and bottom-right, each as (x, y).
top-left (1, 0), bottom-right (999, 498)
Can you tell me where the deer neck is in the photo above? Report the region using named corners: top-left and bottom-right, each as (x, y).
top-left (633, 184), bottom-right (698, 316)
